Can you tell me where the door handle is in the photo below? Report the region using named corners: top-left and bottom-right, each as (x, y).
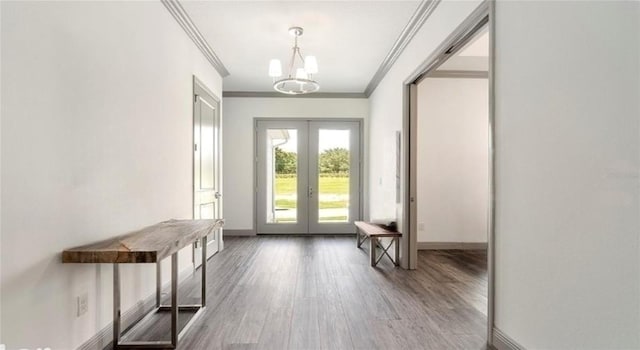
top-left (215, 192), bottom-right (222, 199)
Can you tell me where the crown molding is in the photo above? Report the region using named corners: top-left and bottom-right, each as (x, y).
top-left (223, 91), bottom-right (367, 99)
top-left (364, 0), bottom-right (441, 97)
top-left (161, 0), bottom-right (230, 77)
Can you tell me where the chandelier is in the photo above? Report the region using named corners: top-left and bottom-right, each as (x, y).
top-left (268, 27), bottom-right (319, 95)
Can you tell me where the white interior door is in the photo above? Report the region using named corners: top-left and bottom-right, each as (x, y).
top-left (194, 78), bottom-right (221, 268)
top-left (256, 119), bottom-right (360, 234)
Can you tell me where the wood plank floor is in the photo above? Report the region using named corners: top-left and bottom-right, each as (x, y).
top-left (124, 235), bottom-right (488, 349)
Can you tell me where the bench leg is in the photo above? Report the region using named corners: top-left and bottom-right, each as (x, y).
top-left (356, 229), bottom-right (361, 248)
top-left (370, 237), bottom-right (377, 267)
top-left (394, 237), bottom-right (400, 266)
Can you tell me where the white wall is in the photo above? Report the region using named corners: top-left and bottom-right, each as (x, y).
top-left (222, 97), bottom-right (369, 231)
top-left (370, 0), bottom-right (639, 348)
top-left (494, 1), bottom-right (640, 348)
top-left (416, 77), bottom-right (488, 243)
top-left (0, 1), bottom-right (222, 349)
top-left (368, 0), bottom-right (483, 238)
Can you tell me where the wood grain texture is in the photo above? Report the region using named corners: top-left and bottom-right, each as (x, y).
top-left (62, 219), bottom-right (224, 263)
top-left (355, 221), bottom-right (402, 237)
top-left (121, 236), bottom-right (488, 349)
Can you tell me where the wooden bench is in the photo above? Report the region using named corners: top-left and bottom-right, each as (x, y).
top-left (355, 221), bottom-right (401, 267)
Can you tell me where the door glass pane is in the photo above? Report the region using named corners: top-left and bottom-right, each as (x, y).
top-left (318, 129), bottom-right (350, 223)
top-left (266, 129), bottom-right (298, 223)
top-left (200, 103), bottom-right (215, 189)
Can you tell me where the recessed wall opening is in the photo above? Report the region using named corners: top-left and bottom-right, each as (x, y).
top-left (404, 2), bottom-right (494, 346)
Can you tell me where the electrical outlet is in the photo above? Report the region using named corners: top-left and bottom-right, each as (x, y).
top-left (418, 223), bottom-right (425, 231)
top-left (77, 293), bottom-right (88, 317)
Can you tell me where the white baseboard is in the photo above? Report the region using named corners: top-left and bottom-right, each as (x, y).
top-left (492, 327), bottom-right (525, 350)
top-left (224, 229), bottom-right (256, 236)
top-left (417, 241), bottom-right (487, 250)
top-left (77, 267), bottom-right (194, 350)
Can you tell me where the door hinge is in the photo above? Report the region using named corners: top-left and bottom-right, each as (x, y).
top-left (194, 94), bottom-right (199, 103)
top-left (194, 144), bottom-right (198, 151)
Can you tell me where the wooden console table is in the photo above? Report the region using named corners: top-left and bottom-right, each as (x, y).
top-left (63, 218), bottom-right (224, 349)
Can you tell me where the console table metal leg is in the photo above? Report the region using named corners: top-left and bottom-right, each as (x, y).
top-left (156, 261), bottom-right (161, 308)
top-left (113, 264), bottom-right (121, 346)
top-left (201, 236), bottom-right (207, 307)
top-left (111, 244), bottom-right (207, 349)
top-left (171, 252), bottom-right (178, 347)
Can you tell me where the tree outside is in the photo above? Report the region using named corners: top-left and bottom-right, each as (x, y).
top-left (274, 146), bottom-right (350, 222)
top-left (275, 147), bottom-right (297, 174)
top-left (319, 147), bottom-right (349, 174)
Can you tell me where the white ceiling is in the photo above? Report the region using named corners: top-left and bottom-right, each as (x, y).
top-left (182, 1), bottom-right (421, 93)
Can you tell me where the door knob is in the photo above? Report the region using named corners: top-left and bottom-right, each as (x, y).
top-left (215, 192), bottom-right (222, 199)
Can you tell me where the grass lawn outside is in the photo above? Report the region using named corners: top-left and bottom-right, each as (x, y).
top-left (275, 176), bottom-right (349, 209)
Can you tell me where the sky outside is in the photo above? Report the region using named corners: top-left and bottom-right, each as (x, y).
top-left (277, 129), bottom-right (349, 153)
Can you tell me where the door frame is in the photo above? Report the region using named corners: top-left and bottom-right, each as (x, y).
top-left (192, 76), bottom-right (223, 259)
top-left (253, 117), bottom-right (364, 234)
top-left (401, 0), bottom-right (495, 346)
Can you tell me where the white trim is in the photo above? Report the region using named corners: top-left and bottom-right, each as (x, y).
top-left (487, 0), bottom-right (496, 345)
top-left (223, 91), bottom-right (366, 99)
top-left (417, 242), bottom-right (487, 250)
top-left (224, 229), bottom-right (256, 236)
top-left (493, 328), bottom-right (526, 350)
top-left (427, 70), bottom-right (489, 79)
top-left (161, 0), bottom-right (230, 77)
top-left (364, 0), bottom-right (441, 97)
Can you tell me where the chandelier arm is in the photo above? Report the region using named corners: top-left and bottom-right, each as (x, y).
top-left (288, 47), bottom-right (297, 78)
top-left (297, 49), bottom-right (306, 64)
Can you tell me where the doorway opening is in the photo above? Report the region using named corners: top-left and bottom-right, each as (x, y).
top-left (404, 1), bottom-right (495, 347)
top-left (255, 119), bottom-right (362, 234)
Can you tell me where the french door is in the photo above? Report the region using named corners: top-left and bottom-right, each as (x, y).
top-left (256, 120), bottom-right (361, 234)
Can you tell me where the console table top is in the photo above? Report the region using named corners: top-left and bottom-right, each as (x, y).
top-left (62, 219), bottom-right (224, 264)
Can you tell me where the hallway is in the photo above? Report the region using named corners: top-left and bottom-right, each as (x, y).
top-left (127, 236), bottom-right (487, 349)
